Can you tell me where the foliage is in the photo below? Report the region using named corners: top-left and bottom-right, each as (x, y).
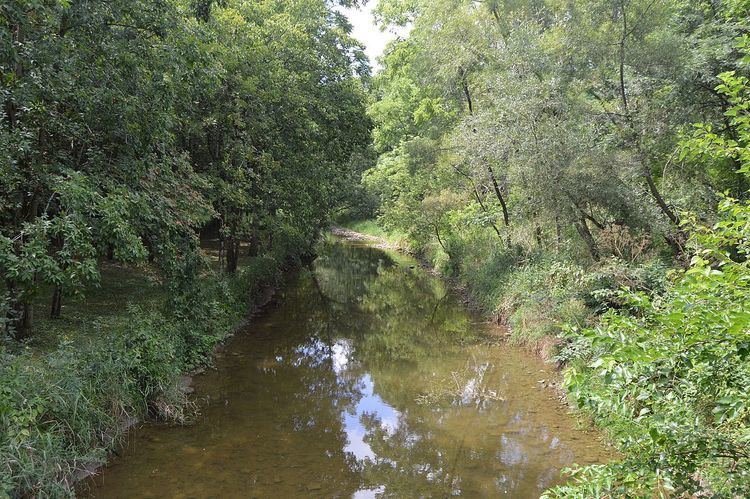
top-left (547, 37), bottom-right (750, 496)
top-left (548, 195), bottom-right (750, 496)
top-left (364, 0), bottom-right (750, 495)
top-left (0, 0), bottom-right (371, 338)
top-left (364, 0), bottom-right (750, 268)
top-left (0, 0), bottom-right (370, 495)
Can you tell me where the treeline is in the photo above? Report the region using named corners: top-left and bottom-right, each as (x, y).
top-left (367, 0), bottom-right (747, 258)
top-left (1, 0), bottom-right (371, 340)
top-left (364, 0), bottom-right (750, 495)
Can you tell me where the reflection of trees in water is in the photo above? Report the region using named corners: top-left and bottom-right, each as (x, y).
top-left (312, 243), bottom-right (393, 304)
top-left (272, 241), bottom-right (579, 495)
top-left (88, 241), bottom-right (592, 497)
top-left (244, 271), bottom-right (368, 494)
top-left (246, 333), bottom-right (366, 493)
top-left (356, 353), bottom-right (582, 494)
top-left (357, 267), bottom-right (473, 366)
top-left (312, 241), bottom-right (478, 368)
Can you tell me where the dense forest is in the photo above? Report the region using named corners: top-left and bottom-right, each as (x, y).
top-left (2, 0), bottom-right (750, 496)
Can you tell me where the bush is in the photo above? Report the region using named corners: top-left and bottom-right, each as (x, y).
top-left (546, 197), bottom-right (750, 497)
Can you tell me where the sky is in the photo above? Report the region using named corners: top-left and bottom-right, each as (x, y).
top-left (339, 3), bottom-right (405, 71)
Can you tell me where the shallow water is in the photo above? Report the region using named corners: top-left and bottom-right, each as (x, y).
top-left (83, 240), bottom-right (608, 498)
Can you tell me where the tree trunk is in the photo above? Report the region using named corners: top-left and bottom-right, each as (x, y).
top-left (530, 200), bottom-right (543, 249)
top-left (247, 225), bottom-right (260, 257)
top-left (225, 237), bottom-right (240, 274)
top-left (458, 74), bottom-right (512, 246)
top-left (218, 234), bottom-right (225, 272)
top-left (451, 164), bottom-right (503, 242)
top-left (12, 194), bottom-right (40, 337)
top-left (574, 214), bottom-right (600, 262)
top-left (643, 165), bottom-right (680, 226)
top-left (49, 235), bottom-right (65, 319)
top-left (618, 0), bottom-right (629, 113)
top-left (9, 295), bottom-right (34, 340)
top-left (535, 223), bottom-right (543, 249)
top-left (471, 187), bottom-right (503, 240)
top-left (19, 301), bottom-right (33, 340)
top-left (461, 73), bottom-right (473, 115)
top-left (434, 224), bottom-right (451, 259)
top-left (616, 1), bottom-right (683, 242)
top-left (50, 286), bottom-right (62, 319)
top-left (487, 165), bottom-right (511, 246)
top-left (487, 166), bottom-right (510, 227)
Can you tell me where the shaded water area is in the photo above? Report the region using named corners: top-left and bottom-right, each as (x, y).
top-left (83, 239), bottom-right (608, 498)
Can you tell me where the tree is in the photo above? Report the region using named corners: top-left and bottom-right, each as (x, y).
top-left (0, 0), bottom-right (372, 338)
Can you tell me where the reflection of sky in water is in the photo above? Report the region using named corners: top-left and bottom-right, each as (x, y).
top-left (343, 374), bottom-right (400, 461)
top-left (499, 435), bottom-right (527, 467)
top-left (352, 486), bottom-right (385, 499)
top-left (331, 340), bottom-right (351, 374)
top-left (332, 340), bottom-right (401, 463)
top-left (326, 337), bottom-right (577, 495)
top-left (288, 334), bottom-right (588, 496)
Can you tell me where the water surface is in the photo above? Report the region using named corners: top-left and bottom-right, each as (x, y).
top-left (84, 239), bottom-right (608, 497)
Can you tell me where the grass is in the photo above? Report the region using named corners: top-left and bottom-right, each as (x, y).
top-left (24, 239), bottom-right (261, 351)
top-left (30, 262), bottom-right (167, 351)
top-left (340, 219), bottom-right (388, 238)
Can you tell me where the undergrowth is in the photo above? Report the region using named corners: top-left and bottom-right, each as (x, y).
top-left (544, 197), bottom-right (750, 496)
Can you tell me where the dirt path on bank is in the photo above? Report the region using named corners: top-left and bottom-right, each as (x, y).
top-left (329, 226), bottom-right (407, 252)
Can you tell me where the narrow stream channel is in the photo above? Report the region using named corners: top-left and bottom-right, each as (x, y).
top-left (83, 238), bottom-right (608, 498)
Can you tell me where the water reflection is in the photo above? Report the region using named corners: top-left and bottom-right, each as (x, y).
top-left (83, 240), bottom-right (607, 498)
top-left (343, 373), bottom-right (399, 462)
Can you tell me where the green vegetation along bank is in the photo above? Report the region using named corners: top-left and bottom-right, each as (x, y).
top-left (358, 0), bottom-right (750, 495)
top-left (1, 0), bottom-right (371, 496)
top-left (1, 251), bottom-right (281, 496)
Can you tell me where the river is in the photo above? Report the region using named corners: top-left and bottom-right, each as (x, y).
top-left (82, 237), bottom-right (608, 498)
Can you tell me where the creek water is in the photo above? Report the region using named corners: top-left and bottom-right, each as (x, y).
top-left (83, 238), bottom-right (608, 498)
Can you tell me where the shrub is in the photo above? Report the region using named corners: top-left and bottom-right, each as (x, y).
top-left (547, 197), bottom-right (750, 496)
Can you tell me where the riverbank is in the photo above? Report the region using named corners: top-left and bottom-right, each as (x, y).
top-left (337, 216), bottom-right (750, 496)
top-left (0, 250), bottom-right (285, 497)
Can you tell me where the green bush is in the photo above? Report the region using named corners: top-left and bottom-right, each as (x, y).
top-left (1, 343), bottom-right (141, 497)
top-left (546, 197), bottom-right (750, 497)
top-left (438, 238), bottom-right (666, 348)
